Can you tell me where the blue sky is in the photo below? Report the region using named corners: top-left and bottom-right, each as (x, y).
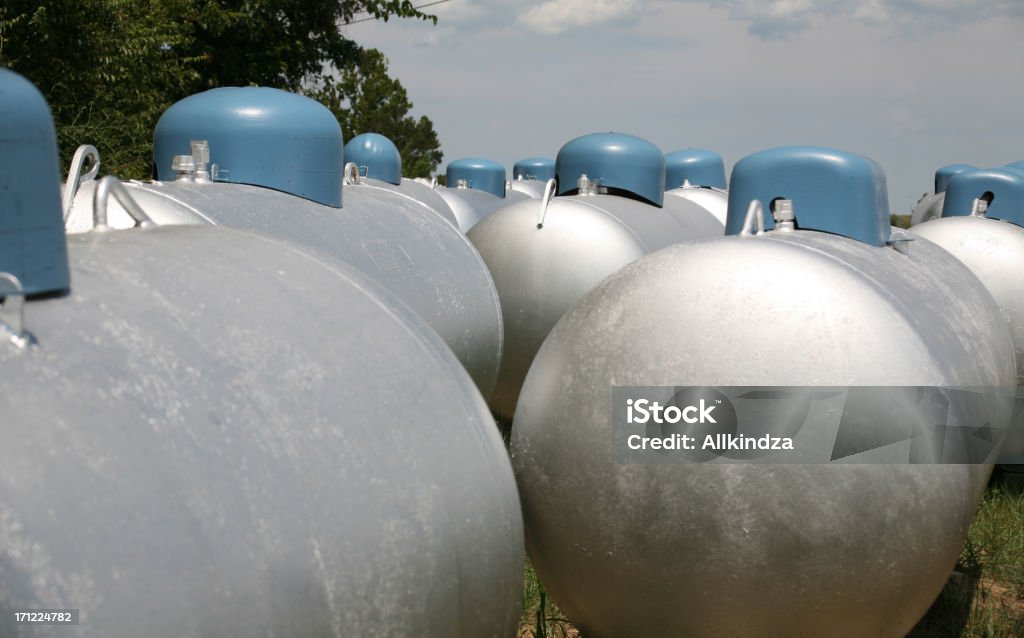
top-left (346, 0), bottom-right (1024, 213)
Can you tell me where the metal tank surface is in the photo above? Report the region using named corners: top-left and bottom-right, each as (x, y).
top-left (64, 88), bottom-right (503, 398)
top-left (912, 167), bottom-right (1024, 466)
top-left (436, 183), bottom-right (529, 232)
top-left (344, 132), bottom-right (459, 227)
top-left (468, 132), bottom-right (723, 423)
top-left (510, 147), bottom-right (1014, 637)
top-left (0, 69), bottom-right (524, 638)
top-left (910, 163), bottom-right (976, 226)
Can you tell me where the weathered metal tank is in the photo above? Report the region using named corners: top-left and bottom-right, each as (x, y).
top-left (65, 87), bottom-right (502, 397)
top-left (909, 163), bottom-right (976, 226)
top-left (344, 131), bottom-right (459, 227)
top-left (437, 158), bottom-right (529, 232)
top-left (510, 158), bottom-right (555, 199)
top-left (511, 146), bottom-right (1014, 637)
top-left (663, 148), bottom-right (729, 225)
top-left (0, 68), bottom-right (524, 638)
top-left (468, 132), bottom-right (724, 423)
top-left (912, 167), bottom-right (1024, 467)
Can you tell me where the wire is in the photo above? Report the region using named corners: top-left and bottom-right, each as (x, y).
top-left (345, 0), bottom-right (453, 26)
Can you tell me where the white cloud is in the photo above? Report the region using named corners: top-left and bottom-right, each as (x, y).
top-left (518, 0), bottom-right (648, 35)
top-left (693, 0), bottom-right (1024, 38)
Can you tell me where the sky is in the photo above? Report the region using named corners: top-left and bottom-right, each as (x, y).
top-left (345, 0), bottom-right (1024, 214)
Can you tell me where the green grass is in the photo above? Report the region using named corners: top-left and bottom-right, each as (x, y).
top-left (518, 472), bottom-right (1024, 637)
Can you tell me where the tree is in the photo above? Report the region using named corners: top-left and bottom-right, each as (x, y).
top-left (311, 48), bottom-right (443, 178)
top-left (0, 0), bottom-right (440, 179)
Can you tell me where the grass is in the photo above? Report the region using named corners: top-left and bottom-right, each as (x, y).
top-left (518, 471), bottom-right (1024, 638)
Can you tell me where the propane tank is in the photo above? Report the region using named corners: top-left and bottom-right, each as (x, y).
top-left (0, 68), bottom-right (524, 638)
top-left (910, 163), bottom-right (976, 226)
top-left (664, 148), bottom-right (730, 225)
top-left (468, 132), bottom-right (723, 423)
top-left (511, 146), bottom-right (1014, 637)
top-left (913, 167), bottom-right (1024, 467)
top-left (437, 158), bottom-right (530, 231)
top-left (510, 157), bottom-right (556, 199)
top-left (344, 132), bottom-right (459, 227)
top-left (64, 87), bottom-right (503, 398)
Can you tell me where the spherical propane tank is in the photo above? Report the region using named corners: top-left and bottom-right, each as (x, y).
top-left (913, 167), bottom-right (1024, 466)
top-left (65, 88), bottom-right (503, 398)
top-left (511, 146), bottom-right (1014, 637)
top-left (910, 163), bottom-right (975, 226)
top-left (0, 69), bottom-right (524, 637)
top-left (438, 158), bottom-right (530, 232)
top-left (468, 132), bottom-right (723, 422)
top-left (344, 132), bottom-right (458, 227)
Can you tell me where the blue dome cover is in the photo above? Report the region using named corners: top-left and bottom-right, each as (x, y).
top-left (513, 157), bottom-right (555, 181)
top-left (154, 87), bottom-right (343, 207)
top-left (447, 158), bottom-right (506, 198)
top-left (556, 133), bottom-right (664, 206)
top-left (934, 163), bottom-right (975, 194)
top-left (725, 146), bottom-right (889, 246)
top-left (345, 133), bottom-right (401, 185)
top-left (942, 168), bottom-right (1024, 227)
top-left (1006, 160), bottom-right (1024, 170)
top-left (665, 149), bottom-right (727, 190)
top-left (0, 68), bottom-right (70, 296)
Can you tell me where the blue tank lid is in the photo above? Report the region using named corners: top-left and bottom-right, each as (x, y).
top-left (934, 163), bottom-right (976, 194)
top-left (665, 149), bottom-right (727, 190)
top-left (345, 132), bottom-right (401, 185)
top-left (1005, 160), bottom-right (1024, 171)
top-left (0, 68), bottom-right (70, 297)
top-left (725, 146), bottom-right (889, 246)
top-left (154, 87), bottom-right (343, 207)
top-left (942, 168), bottom-right (1024, 227)
top-left (447, 158), bottom-right (506, 198)
top-left (555, 133), bottom-right (665, 206)
top-left (513, 157), bottom-right (555, 181)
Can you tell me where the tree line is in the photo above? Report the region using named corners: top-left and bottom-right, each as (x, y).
top-left (0, 0), bottom-right (443, 178)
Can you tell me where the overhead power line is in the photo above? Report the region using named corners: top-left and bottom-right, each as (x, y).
top-left (345, 0), bottom-right (453, 26)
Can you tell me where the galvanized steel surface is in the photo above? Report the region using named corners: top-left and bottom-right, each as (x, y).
top-left (664, 185), bottom-right (729, 225)
top-left (0, 224), bottom-right (524, 637)
top-left (436, 187), bottom-right (528, 233)
top-left (912, 215), bottom-right (1024, 464)
top-left (511, 228), bottom-right (1013, 637)
top-left (469, 193), bottom-right (723, 422)
top-left (65, 179), bottom-right (503, 397)
top-left (509, 179), bottom-right (549, 199)
top-left (911, 191), bottom-right (945, 226)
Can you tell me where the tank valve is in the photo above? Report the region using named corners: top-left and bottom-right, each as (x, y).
top-left (970, 197), bottom-right (990, 218)
top-left (191, 140), bottom-right (211, 182)
top-left (772, 199), bottom-right (796, 232)
top-left (577, 173), bottom-right (598, 196)
top-left (171, 155), bottom-right (195, 182)
top-left (456, 178), bottom-right (471, 189)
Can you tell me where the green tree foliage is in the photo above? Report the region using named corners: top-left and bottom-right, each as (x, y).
top-left (311, 49), bottom-right (442, 178)
top-left (0, 0), bottom-right (442, 179)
